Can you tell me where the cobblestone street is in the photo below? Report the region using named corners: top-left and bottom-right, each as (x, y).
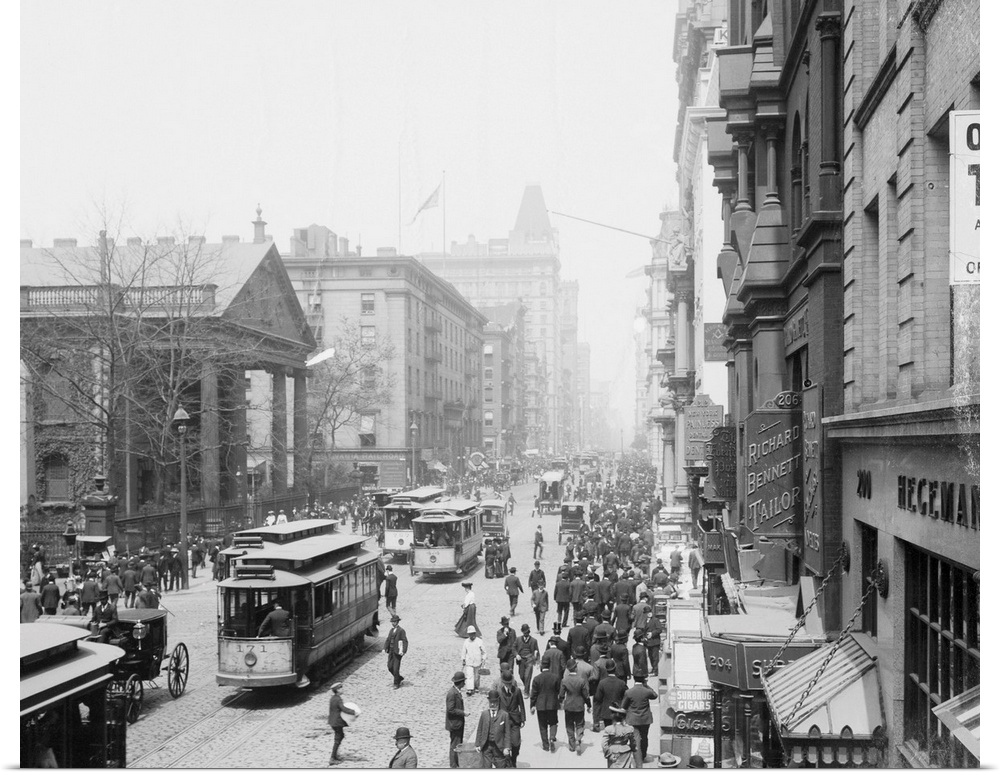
top-left (125, 481), bottom-right (658, 768)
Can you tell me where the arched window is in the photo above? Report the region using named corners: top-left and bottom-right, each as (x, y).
top-left (43, 455), bottom-right (70, 501)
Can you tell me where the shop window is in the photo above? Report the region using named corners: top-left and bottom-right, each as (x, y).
top-left (903, 543), bottom-right (979, 767)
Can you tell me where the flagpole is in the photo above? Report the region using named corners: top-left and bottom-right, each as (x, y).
top-left (397, 139), bottom-right (402, 253)
top-left (441, 170), bottom-right (446, 257)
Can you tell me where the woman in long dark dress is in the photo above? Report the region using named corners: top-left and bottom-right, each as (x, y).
top-left (454, 582), bottom-right (482, 637)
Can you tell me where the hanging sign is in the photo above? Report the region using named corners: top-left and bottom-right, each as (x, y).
top-left (950, 111), bottom-right (980, 284)
top-left (704, 425), bottom-right (737, 502)
top-left (801, 384), bottom-right (825, 575)
top-left (704, 323), bottom-right (728, 361)
top-left (742, 391), bottom-right (802, 539)
top-left (684, 394), bottom-right (725, 463)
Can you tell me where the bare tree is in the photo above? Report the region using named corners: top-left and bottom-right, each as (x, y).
top-left (21, 216), bottom-right (274, 508)
top-left (306, 316), bottom-right (396, 492)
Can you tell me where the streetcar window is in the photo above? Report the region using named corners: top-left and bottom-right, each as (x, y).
top-left (314, 582), bottom-right (332, 619)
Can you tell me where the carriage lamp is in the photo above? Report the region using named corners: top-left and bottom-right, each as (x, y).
top-left (132, 621), bottom-right (150, 645)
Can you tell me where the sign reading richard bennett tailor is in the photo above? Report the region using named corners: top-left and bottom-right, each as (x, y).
top-left (684, 394), bottom-right (724, 463)
top-left (743, 391), bottom-right (802, 539)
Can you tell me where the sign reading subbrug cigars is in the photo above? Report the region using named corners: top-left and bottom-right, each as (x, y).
top-left (743, 391), bottom-right (802, 539)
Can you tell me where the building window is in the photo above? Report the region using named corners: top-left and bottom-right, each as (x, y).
top-left (359, 268), bottom-right (373, 277)
top-left (485, 387), bottom-right (494, 403)
top-left (361, 325), bottom-right (376, 347)
top-left (359, 414), bottom-right (377, 447)
top-left (362, 366), bottom-right (376, 390)
top-left (484, 410), bottom-right (494, 427)
top-left (43, 455), bottom-right (70, 501)
top-left (903, 543), bottom-right (979, 767)
top-left (40, 372), bottom-right (76, 423)
top-left (361, 293), bottom-right (375, 314)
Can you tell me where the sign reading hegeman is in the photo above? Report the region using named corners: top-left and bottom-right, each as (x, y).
top-left (743, 391), bottom-right (802, 539)
top-left (684, 394), bottom-right (725, 463)
top-left (950, 111), bottom-right (980, 284)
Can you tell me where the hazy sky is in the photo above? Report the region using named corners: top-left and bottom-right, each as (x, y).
top-left (20, 0), bottom-right (679, 441)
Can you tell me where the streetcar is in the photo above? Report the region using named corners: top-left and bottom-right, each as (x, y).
top-left (216, 519), bottom-right (380, 689)
top-left (409, 500), bottom-right (483, 576)
top-left (538, 470), bottom-right (567, 514)
top-left (21, 622), bottom-right (127, 768)
top-left (382, 486), bottom-right (447, 559)
top-left (479, 498), bottom-right (509, 541)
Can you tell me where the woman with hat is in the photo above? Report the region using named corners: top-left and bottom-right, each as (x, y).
top-left (454, 582), bottom-right (482, 637)
top-left (328, 682), bottom-right (356, 763)
top-left (600, 704), bottom-right (641, 768)
top-left (388, 726), bottom-right (417, 768)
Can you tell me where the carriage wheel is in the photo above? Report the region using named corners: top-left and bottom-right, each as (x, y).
top-left (167, 643), bottom-right (189, 698)
top-left (125, 674), bottom-right (144, 724)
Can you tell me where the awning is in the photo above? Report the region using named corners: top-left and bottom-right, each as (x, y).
top-left (932, 685), bottom-right (980, 761)
top-left (428, 460), bottom-right (449, 473)
top-left (761, 634), bottom-right (886, 766)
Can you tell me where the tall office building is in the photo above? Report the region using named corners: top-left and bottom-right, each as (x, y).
top-left (418, 185), bottom-right (568, 454)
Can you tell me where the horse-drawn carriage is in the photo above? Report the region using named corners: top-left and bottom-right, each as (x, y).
top-left (38, 608), bottom-right (189, 724)
top-left (558, 502), bottom-right (587, 544)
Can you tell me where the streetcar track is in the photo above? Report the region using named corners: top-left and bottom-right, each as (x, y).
top-left (128, 638), bottom-right (381, 768)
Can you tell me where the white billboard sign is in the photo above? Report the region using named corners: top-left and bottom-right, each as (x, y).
top-left (950, 111), bottom-right (980, 284)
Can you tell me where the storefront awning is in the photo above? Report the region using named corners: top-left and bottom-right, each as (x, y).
top-left (428, 460), bottom-right (449, 474)
top-left (932, 685), bottom-right (980, 761)
top-left (761, 634), bottom-right (885, 766)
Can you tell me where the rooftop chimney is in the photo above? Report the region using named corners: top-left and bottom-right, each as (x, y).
top-left (53, 238), bottom-right (78, 248)
top-left (188, 236), bottom-right (206, 246)
top-left (339, 237), bottom-right (349, 256)
top-left (252, 204), bottom-right (267, 244)
top-left (376, 247), bottom-right (398, 257)
top-left (157, 236), bottom-right (176, 247)
top-left (222, 235), bottom-right (241, 245)
top-left (20, 239), bottom-right (32, 248)
top-left (127, 237), bottom-right (143, 247)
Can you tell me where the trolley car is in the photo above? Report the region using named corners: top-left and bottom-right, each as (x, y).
top-left (216, 519), bottom-right (380, 689)
top-left (479, 498), bottom-right (509, 541)
top-left (410, 500), bottom-right (483, 576)
top-left (21, 623), bottom-right (127, 768)
top-left (382, 486), bottom-right (446, 559)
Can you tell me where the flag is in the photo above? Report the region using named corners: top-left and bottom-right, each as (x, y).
top-left (409, 184), bottom-right (440, 224)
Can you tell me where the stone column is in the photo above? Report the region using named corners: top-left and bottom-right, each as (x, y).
top-left (816, 13), bottom-right (842, 211)
top-left (734, 132), bottom-right (754, 213)
top-left (293, 369), bottom-right (308, 495)
top-left (675, 289), bottom-right (692, 374)
top-left (200, 360), bottom-right (220, 506)
top-left (271, 368), bottom-right (287, 494)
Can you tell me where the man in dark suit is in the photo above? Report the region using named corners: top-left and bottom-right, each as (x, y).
top-left (384, 565), bottom-right (398, 617)
top-left (612, 596), bottom-right (633, 640)
top-left (529, 664), bottom-right (561, 753)
top-left (388, 726), bottom-right (418, 768)
top-left (558, 659), bottom-right (591, 755)
top-left (622, 675), bottom-right (657, 762)
top-left (475, 689), bottom-right (512, 768)
top-left (385, 614), bottom-right (408, 688)
top-left (553, 572), bottom-right (572, 627)
top-left (257, 602), bottom-right (292, 637)
top-left (596, 572), bottom-right (613, 614)
top-left (610, 634), bottom-right (632, 681)
top-left (540, 636), bottom-right (566, 681)
top-left (593, 660), bottom-right (629, 728)
top-left (567, 615), bottom-right (592, 660)
top-left (80, 572), bottom-right (100, 617)
top-left (528, 560), bottom-right (546, 592)
top-left (549, 622), bottom-right (571, 661)
top-left (445, 671), bottom-right (470, 768)
top-left (569, 572), bottom-right (587, 622)
top-left (90, 591), bottom-right (118, 643)
top-left (496, 616), bottom-right (516, 666)
top-left (515, 624), bottom-right (540, 690)
top-left (503, 568), bottom-right (523, 617)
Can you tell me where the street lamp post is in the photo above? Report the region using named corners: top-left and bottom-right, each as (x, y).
top-left (409, 421), bottom-right (418, 486)
top-left (172, 407), bottom-right (191, 590)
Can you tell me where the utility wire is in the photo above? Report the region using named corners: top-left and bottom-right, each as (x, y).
top-left (548, 209), bottom-right (672, 245)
